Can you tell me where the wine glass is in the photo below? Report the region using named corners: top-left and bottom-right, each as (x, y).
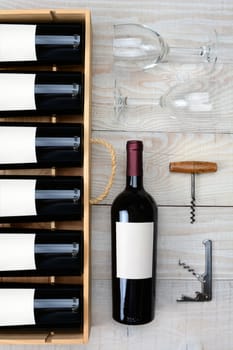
top-left (113, 23), bottom-right (232, 71)
top-left (114, 77), bottom-right (233, 131)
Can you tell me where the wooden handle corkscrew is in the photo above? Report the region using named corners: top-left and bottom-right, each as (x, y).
top-left (169, 161), bottom-right (217, 174)
top-left (169, 160), bottom-right (218, 224)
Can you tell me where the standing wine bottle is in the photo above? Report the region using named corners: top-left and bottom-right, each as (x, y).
top-left (111, 140), bottom-right (157, 325)
top-left (0, 284), bottom-right (82, 329)
top-left (0, 228), bottom-right (83, 276)
top-left (0, 23), bottom-right (84, 64)
top-left (0, 72), bottom-right (83, 116)
top-left (0, 176), bottom-right (83, 223)
top-left (0, 122), bottom-right (83, 168)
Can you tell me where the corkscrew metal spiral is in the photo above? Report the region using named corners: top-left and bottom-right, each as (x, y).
top-left (178, 259), bottom-right (203, 283)
top-left (177, 239), bottom-right (212, 302)
top-left (190, 198), bottom-right (195, 223)
top-left (190, 173), bottom-right (196, 224)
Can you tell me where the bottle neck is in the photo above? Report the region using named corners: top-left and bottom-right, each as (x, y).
top-left (35, 136), bottom-right (80, 151)
top-left (126, 175), bottom-right (143, 189)
top-left (126, 147), bottom-right (143, 189)
top-left (35, 243), bottom-right (79, 255)
top-left (35, 83), bottom-right (79, 96)
top-left (35, 189), bottom-right (80, 202)
top-left (35, 34), bottom-right (80, 48)
top-left (34, 297), bottom-right (79, 312)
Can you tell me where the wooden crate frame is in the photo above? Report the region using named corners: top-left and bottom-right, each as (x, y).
top-left (0, 9), bottom-right (92, 344)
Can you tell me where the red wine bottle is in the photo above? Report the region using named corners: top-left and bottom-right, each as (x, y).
top-left (0, 228), bottom-right (83, 276)
top-left (0, 72), bottom-right (83, 116)
top-left (0, 23), bottom-right (84, 64)
top-left (0, 176), bottom-right (82, 223)
top-left (0, 284), bottom-right (82, 329)
top-left (111, 140), bottom-right (157, 325)
top-left (0, 122), bottom-right (83, 168)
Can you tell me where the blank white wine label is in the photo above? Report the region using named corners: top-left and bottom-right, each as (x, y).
top-left (0, 179), bottom-right (37, 217)
top-left (0, 74), bottom-right (36, 111)
top-left (0, 234), bottom-right (36, 271)
top-left (0, 127), bottom-right (37, 164)
top-left (0, 24), bottom-right (36, 61)
top-left (116, 222), bottom-right (154, 279)
top-left (0, 289), bottom-right (35, 326)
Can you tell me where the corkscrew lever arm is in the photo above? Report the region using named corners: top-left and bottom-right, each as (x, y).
top-left (202, 239), bottom-right (212, 300)
top-left (177, 239), bottom-right (212, 302)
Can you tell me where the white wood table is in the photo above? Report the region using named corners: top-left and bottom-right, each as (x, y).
top-left (1, 0), bottom-right (233, 349)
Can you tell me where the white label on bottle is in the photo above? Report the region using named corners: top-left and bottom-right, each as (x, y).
top-left (0, 74), bottom-right (36, 111)
top-left (0, 234), bottom-right (36, 271)
top-left (0, 127), bottom-right (37, 164)
top-left (0, 289), bottom-right (35, 326)
top-left (116, 222), bottom-right (154, 279)
top-left (0, 24), bottom-right (36, 61)
top-left (0, 179), bottom-right (37, 217)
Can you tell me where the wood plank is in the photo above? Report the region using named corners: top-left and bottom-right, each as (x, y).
top-left (91, 130), bottom-right (233, 206)
top-left (0, 0), bottom-right (232, 348)
top-left (0, 331), bottom-right (49, 345)
top-left (82, 8), bottom-right (92, 343)
top-left (93, 64), bottom-right (233, 133)
top-left (92, 205), bottom-right (233, 280)
top-left (90, 279), bottom-right (233, 350)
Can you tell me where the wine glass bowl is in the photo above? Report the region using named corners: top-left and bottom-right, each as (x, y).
top-left (160, 80), bottom-right (215, 114)
top-left (113, 23), bottom-right (169, 71)
top-left (113, 23), bottom-right (221, 71)
top-left (160, 78), bottom-right (233, 119)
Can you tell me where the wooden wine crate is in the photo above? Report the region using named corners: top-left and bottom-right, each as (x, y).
top-left (0, 9), bottom-right (92, 344)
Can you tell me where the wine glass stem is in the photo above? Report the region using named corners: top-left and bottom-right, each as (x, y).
top-left (168, 46), bottom-right (209, 61)
top-left (123, 97), bottom-right (160, 107)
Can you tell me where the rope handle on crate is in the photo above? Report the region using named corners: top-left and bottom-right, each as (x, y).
top-left (90, 138), bottom-right (116, 205)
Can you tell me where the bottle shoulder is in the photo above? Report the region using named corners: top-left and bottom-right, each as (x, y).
top-left (111, 187), bottom-right (157, 214)
top-left (113, 187), bottom-right (156, 202)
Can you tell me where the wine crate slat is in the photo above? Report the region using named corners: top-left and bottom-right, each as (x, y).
top-left (0, 9), bottom-right (91, 344)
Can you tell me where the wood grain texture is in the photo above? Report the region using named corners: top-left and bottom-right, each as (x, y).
top-left (93, 65), bottom-right (233, 134)
top-left (169, 161), bottom-right (218, 174)
top-left (0, 0), bottom-right (232, 349)
top-left (91, 131), bottom-right (233, 206)
top-left (92, 205), bottom-right (233, 280)
top-left (89, 279), bottom-right (233, 350)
